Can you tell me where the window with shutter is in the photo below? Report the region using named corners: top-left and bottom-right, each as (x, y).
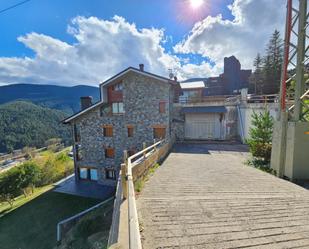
top-left (159, 101), bottom-right (166, 113)
top-left (153, 127), bottom-right (166, 139)
top-left (103, 125), bottom-right (113, 137)
top-left (127, 125), bottom-right (134, 137)
top-left (105, 147), bottom-right (115, 158)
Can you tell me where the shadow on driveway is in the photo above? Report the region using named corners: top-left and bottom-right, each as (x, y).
top-left (173, 141), bottom-right (249, 154)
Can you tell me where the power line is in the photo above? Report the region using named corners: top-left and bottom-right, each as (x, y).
top-left (0, 0), bottom-right (31, 15)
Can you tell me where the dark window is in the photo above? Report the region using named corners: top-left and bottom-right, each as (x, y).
top-left (153, 127), bottom-right (166, 139)
top-left (103, 125), bottom-right (113, 137)
top-left (159, 101), bottom-right (166, 113)
top-left (127, 126), bottom-right (134, 137)
top-left (105, 147), bottom-right (115, 158)
top-left (128, 149), bottom-right (136, 157)
top-left (106, 169), bottom-right (116, 180)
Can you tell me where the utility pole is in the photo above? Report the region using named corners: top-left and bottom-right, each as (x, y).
top-left (270, 0), bottom-right (309, 181)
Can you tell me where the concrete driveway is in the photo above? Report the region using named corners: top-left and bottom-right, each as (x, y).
top-left (137, 143), bottom-right (309, 249)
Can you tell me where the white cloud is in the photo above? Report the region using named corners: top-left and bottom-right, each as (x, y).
top-left (0, 16), bottom-right (216, 86)
top-left (0, 0), bottom-right (286, 86)
top-left (174, 0), bottom-right (286, 69)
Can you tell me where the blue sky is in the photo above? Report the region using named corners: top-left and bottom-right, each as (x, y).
top-left (0, 0), bottom-right (285, 86)
top-left (0, 0), bottom-right (233, 57)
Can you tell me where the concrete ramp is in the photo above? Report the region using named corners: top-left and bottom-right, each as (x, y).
top-left (137, 143), bottom-right (309, 248)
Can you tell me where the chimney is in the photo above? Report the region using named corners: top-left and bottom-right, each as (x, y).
top-left (139, 64), bottom-right (144, 71)
top-left (174, 76), bottom-right (178, 82)
top-left (80, 96), bottom-right (92, 110)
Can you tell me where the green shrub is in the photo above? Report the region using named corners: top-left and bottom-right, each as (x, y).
top-left (246, 110), bottom-right (273, 164)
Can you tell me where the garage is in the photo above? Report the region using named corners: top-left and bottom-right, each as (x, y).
top-left (182, 106), bottom-right (226, 140)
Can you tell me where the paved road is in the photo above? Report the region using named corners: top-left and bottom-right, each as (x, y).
top-left (137, 143), bottom-right (309, 249)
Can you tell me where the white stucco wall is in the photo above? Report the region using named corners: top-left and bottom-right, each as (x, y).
top-left (238, 102), bottom-right (279, 141)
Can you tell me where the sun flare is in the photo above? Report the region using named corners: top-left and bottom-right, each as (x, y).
top-left (189, 0), bottom-right (204, 9)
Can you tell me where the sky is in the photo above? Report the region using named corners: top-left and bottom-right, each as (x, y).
top-left (0, 0), bottom-right (286, 86)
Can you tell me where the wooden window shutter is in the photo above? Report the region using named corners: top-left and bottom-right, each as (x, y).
top-left (159, 101), bottom-right (166, 113)
top-left (153, 127), bottom-right (166, 139)
top-left (127, 125), bottom-right (134, 137)
top-left (105, 147), bottom-right (115, 158)
top-left (103, 125), bottom-right (113, 137)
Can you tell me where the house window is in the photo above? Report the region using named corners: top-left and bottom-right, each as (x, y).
top-left (159, 101), bottom-right (166, 113)
top-left (127, 125), bottom-right (134, 137)
top-left (112, 102), bottom-right (124, 114)
top-left (105, 147), bottom-right (115, 158)
top-left (106, 169), bottom-right (116, 180)
top-left (103, 125), bottom-right (113, 137)
top-left (113, 82), bottom-right (123, 91)
top-left (128, 149), bottom-right (136, 157)
top-left (79, 167), bottom-right (98, 181)
top-left (79, 168), bottom-right (88, 179)
top-left (153, 127), bottom-right (166, 139)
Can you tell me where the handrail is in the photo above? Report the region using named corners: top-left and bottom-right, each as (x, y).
top-left (126, 140), bottom-right (163, 249)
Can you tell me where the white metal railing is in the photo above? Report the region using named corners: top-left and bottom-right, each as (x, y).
top-left (126, 140), bottom-right (163, 249)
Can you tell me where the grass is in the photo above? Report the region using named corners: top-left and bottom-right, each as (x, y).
top-left (245, 158), bottom-right (276, 175)
top-left (135, 163), bottom-right (160, 193)
top-left (0, 185), bottom-right (53, 217)
top-left (0, 189), bottom-right (101, 249)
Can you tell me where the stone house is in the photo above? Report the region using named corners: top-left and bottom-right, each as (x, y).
top-left (63, 65), bottom-right (180, 186)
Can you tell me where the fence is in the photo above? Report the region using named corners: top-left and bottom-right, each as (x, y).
top-left (108, 140), bottom-right (172, 248)
top-left (56, 196), bottom-right (114, 242)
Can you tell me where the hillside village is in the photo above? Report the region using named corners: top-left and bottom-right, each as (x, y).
top-left (0, 1), bottom-right (309, 249)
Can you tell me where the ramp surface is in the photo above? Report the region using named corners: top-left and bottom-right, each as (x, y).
top-left (137, 143), bottom-right (309, 249)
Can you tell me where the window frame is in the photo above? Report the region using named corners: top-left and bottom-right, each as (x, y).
top-left (112, 102), bottom-right (124, 114)
top-left (106, 169), bottom-right (116, 180)
top-left (105, 147), bottom-right (115, 159)
top-left (103, 125), bottom-right (113, 137)
top-left (153, 126), bottom-right (166, 139)
top-left (127, 125), bottom-right (134, 137)
top-left (159, 101), bottom-right (167, 114)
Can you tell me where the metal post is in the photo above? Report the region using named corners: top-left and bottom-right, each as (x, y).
top-left (143, 142), bottom-right (146, 158)
top-left (293, 0), bottom-right (307, 121)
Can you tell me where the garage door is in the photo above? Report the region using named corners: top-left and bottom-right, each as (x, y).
top-left (185, 113), bottom-right (221, 139)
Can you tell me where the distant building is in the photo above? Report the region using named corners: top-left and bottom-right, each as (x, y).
top-left (203, 56), bottom-right (252, 96)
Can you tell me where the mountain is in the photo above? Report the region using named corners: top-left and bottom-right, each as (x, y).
top-left (0, 101), bottom-right (71, 153)
top-left (0, 84), bottom-right (100, 114)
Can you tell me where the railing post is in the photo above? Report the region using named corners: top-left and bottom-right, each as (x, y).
top-left (121, 163), bottom-right (128, 199)
top-left (153, 139), bottom-right (157, 151)
top-left (143, 142), bottom-right (146, 158)
top-left (122, 150), bottom-right (128, 200)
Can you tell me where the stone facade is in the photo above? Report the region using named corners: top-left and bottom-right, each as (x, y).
top-left (71, 71), bottom-right (175, 185)
top-left (66, 68), bottom-right (241, 186)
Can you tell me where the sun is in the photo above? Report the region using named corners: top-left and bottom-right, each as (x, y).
top-left (189, 0), bottom-right (204, 9)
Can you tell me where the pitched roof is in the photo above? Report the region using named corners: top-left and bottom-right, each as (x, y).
top-left (63, 67), bottom-right (179, 124)
top-left (100, 67), bottom-right (177, 87)
top-left (62, 101), bottom-right (104, 124)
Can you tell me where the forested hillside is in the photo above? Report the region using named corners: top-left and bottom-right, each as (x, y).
top-left (0, 84), bottom-right (99, 114)
top-left (0, 101), bottom-right (71, 153)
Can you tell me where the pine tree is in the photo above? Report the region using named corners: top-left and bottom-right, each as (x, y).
top-left (247, 110), bottom-right (274, 163)
top-left (249, 53), bottom-right (264, 94)
top-left (262, 30), bottom-right (283, 94)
